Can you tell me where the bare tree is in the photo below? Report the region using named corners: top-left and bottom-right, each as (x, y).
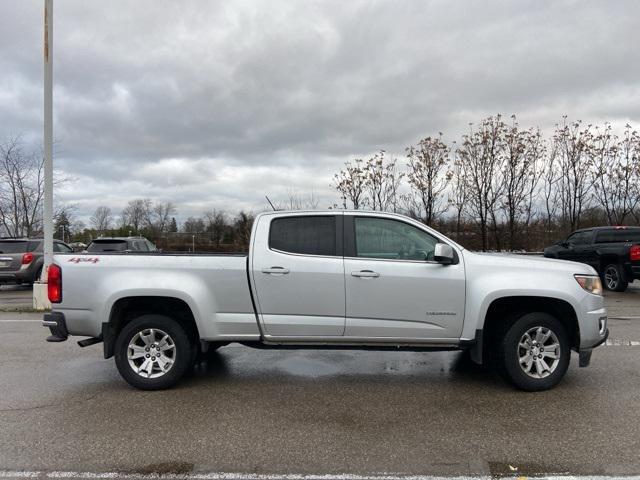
top-left (333, 159), bottom-right (367, 209)
top-left (363, 150), bottom-right (403, 211)
top-left (121, 199), bottom-right (151, 233)
top-left (204, 209), bottom-right (228, 247)
top-left (0, 137), bottom-right (45, 237)
top-left (405, 134), bottom-right (451, 225)
top-left (500, 118), bottom-right (544, 249)
top-left (144, 201), bottom-right (176, 236)
top-left (90, 206), bottom-right (112, 234)
top-left (448, 152), bottom-right (468, 241)
top-left (457, 116), bottom-right (507, 251)
top-left (182, 216), bottom-right (205, 233)
top-left (233, 211), bottom-right (254, 249)
top-left (553, 118), bottom-right (594, 232)
top-left (591, 124), bottom-right (640, 225)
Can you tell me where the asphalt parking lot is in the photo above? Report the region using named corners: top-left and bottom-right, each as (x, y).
top-left (0, 286), bottom-right (639, 478)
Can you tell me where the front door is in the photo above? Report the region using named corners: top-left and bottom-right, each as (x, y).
top-left (558, 230), bottom-right (593, 263)
top-left (344, 215), bottom-right (465, 340)
top-left (251, 214), bottom-right (345, 338)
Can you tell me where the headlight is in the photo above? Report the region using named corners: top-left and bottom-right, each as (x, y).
top-left (574, 274), bottom-right (603, 296)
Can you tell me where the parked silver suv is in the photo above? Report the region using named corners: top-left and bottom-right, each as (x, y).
top-left (0, 238), bottom-right (73, 285)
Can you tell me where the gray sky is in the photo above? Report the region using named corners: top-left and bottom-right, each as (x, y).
top-left (2, 0), bottom-right (639, 222)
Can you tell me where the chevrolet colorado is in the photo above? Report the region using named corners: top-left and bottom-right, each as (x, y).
top-left (43, 210), bottom-right (608, 391)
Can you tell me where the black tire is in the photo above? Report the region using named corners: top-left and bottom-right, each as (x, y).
top-left (114, 314), bottom-right (194, 390)
top-left (500, 312), bottom-right (571, 391)
top-left (602, 264), bottom-right (628, 292)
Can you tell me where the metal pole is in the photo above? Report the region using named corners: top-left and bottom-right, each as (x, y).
top-left (43, 0), bottom-right (54, 278)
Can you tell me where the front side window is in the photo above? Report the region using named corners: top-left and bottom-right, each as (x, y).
top-left (133, 240), bottom-right (149, 252)
top-left (269, 216), bottom-right (336, 256)
top-left (54, 243), bottom-right (73, 253)
top-left (567, 231), bottom-right (591, 246)
top-left (355, 217), bottom-right (438, 261)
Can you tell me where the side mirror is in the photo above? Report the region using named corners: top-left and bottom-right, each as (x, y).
top-left (434, 243), bottom-right (454, 265)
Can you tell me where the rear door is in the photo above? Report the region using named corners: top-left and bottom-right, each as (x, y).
top-left (251, 213), bottom-right (345, 337)
top-left (343, 214), bottom-right (465, 340)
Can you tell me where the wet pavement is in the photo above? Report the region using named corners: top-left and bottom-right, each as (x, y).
top-left (0, 284), bottom-right (32, 309)
top-left (0, 288), bottom-right (638, 477)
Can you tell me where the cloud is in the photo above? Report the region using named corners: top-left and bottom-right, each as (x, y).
top-left (1, 0), bottom-right (639, 223)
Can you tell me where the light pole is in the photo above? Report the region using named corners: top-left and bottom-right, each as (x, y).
top-left (192, 235), bottom-right (195, 252)
top-left (43, 0), bottom-right (53, 271)
top-left (35, 0), bottom-right (54, 309)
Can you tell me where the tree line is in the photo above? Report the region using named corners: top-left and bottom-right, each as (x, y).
top-left (3, 115), bottom-right (639, 252)
top-left (333, 115), bottom-right (640, 251)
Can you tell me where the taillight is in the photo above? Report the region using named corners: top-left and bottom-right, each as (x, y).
top-left (22, 252), bottom-right (34, 265)
top-left (48, 264), bottom-right (62, 303)
top-left (631, 245), bottom-right (640, 261)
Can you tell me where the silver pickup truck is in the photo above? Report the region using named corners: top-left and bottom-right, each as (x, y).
top-left (43, 210), bottom-right (608, 391)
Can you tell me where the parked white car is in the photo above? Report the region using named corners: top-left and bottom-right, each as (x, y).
top-left (43, 210), bottom-right (608, 391)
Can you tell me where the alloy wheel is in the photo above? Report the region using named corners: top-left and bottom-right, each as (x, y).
top-left (127, 328), bottom-right (176, 378)
top-left (517, 326), bottom-right (561, 379)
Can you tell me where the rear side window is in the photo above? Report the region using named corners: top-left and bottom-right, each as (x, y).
top-left (595, 229), bottom-right (640, 244)
top-left (87, 240), bottom-right (128, 252)
top-left (269, 216), bottom-right (336, 256)
top-left (0, 241), bottom-right (28, 253)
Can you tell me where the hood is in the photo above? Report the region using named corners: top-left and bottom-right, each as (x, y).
top-left (463, 251), bottom-right (596, 275)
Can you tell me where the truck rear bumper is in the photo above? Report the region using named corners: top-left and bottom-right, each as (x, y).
top-left (43, 311), bottom-right (68, 342)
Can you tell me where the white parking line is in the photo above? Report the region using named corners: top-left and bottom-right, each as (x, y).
top-left (0, 320), bottom-right (42, 323)
top-left (1, 473), bottom-right (639, 480)
top-left (605, 339), bottom-right (640, 346)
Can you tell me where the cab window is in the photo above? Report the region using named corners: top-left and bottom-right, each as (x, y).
top-left (269, 216), bottom-right (337, 256)
top-left (354, 217), bottom-right (438, 261)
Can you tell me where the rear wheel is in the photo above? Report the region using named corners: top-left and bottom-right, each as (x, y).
top-left (500, 312), bottom-right (570, 391)
top-left (602, 264), bottom-right (628, 292)
top-left (114, 314), bottom-right (193, 390)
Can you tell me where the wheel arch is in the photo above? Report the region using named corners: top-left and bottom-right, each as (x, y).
top-left (471, 295), bottom-right (579, 364)
top-left (103, 296), bottom-right (200, 359)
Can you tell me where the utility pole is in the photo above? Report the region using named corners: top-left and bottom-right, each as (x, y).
top-left (43, 0), bottom-right (54, 274)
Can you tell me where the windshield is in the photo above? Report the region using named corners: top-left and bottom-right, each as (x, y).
top-left (87, 240), bottom-right (128, 252)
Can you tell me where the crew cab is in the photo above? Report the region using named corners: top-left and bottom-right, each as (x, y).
top-left (43, 211), bottom-right (608, 391)
top-left (544, 226), bottom-right (640, 292)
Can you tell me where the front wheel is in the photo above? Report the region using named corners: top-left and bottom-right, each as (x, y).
top-left (602, 264), bottom-right (628, 292)
top-left (114, 314), bottom-right (194, 390)
top-left (500, 312), bottom-right (571, 391)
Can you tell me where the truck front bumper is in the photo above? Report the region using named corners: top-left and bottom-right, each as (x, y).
top-left (579, 328), bottom-right (609, 367)
top-left (43, 311), bottom-right (68, 342)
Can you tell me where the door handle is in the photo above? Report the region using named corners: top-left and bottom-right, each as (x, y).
top-left (351, 270), bottom-right (380, 278)
top-left (262, 266), bottom-right (290, 275)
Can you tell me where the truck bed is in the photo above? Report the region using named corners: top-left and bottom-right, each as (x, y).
top-left (54, 253), bottom-right (259, 340)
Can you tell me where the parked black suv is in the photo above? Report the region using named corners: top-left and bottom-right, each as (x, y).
top-left (85, 237), bottom-right (157, 253)
top-left (544, 226), bottom-right (640, 292)
top-left (0, 238), bottom-right (73, 285)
